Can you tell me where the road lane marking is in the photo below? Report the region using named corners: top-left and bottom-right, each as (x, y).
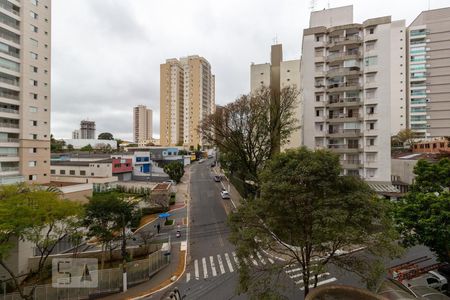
top-left (217, 254), bottom-right (226, 274)
top-left (202, 257), bottom-right (208, 278)
top-left (250, 255), bottom-right (258, 266)
top-left (194, 259), bottom-right (199, 279)
top-left (257, 252), bottom-right (266, 265)
top-left (232, 252), bottom-right (240, 267)
top-left (224, 253), bottom-right (234, 272)
top-left (267, 257), bottom-right (274, 264)
top-left (299, 277), bottom-right (337, 290)
top-left (186, 272), bottom-right (191, 283)
top-left (286, 267), bottom-right (302, 274)
top-left (294, 272), bottom-right (329, 284)
top-left (209, 256), bottom-right (217, 277)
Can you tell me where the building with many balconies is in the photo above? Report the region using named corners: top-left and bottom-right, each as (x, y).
top-left (301, 5), bottom-right (406, 182)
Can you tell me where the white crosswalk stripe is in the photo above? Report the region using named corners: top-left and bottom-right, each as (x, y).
top-left (217, 254), bottom-right (226, 274)
top-left (224, 253), bottom-right (234, 272)
top-left (299, 277), bottom-right (337, 290)
top-left (209, 256), bottom-right (217, 277)
top-left (294, 272), bottom-right (329, 284)
top-left (267, 257), bottom-right (274, 264)
top-left (286, 267), bottom-right (302, 274)
top-left (283, 263), bottom-right (338, 290)
top-left (194, 259), bottom-right (199, 279)
top-left (257, 252), bottom-right (266, 265)
top-left (250, 255), bottom-right (258, 266)
top-left (232, 251), bottom-right (240, 267)
top-left (202, 257), bottom-right (208, 279)
top-left (186, 272), bottom-right (191, 283)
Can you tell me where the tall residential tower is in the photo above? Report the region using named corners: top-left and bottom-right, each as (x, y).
top-left (0, 0), bottom-right (52, 185)
top-left (301, 5), bottom-right (406, 182)
top-left (160, 55), bottom-right (215, 148)
top-left (133, 105), bottom-right (153, 144)
top-left (407, 7), bottom-right (450, 138)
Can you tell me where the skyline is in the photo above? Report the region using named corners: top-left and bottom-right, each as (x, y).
top-left (51, 0), bottom-right (450, 141)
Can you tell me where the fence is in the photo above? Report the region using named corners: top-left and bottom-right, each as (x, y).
top-left (1, 248), bottom-right (170, 300)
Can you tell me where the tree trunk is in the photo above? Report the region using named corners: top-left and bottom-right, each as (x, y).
top-left (0, 260), bottom-right (27, 300)
top-left (100, 243), bottom-right (105, 271)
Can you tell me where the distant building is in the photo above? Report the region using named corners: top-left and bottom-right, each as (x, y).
top-left (412, 138), bottom-right (450, 153)
top-left (72, 130), bottom-right (80, 139)
top-left (407, 7), bottom-right (450, 138)
top-left (50, 159), bottom-right (118, 184)
top-left (62, 139), bottom-right (117, 150)
top-left (80, 120), bottom-right (96, 139)
top-left (250, 44), bottom-right (302, 150)
top-left (133, 105), bottom-right (153, 144)
top-left (160, 55), bottom-right (215, 148)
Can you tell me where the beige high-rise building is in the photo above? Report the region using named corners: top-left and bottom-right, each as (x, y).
top-left (250, 44), bottom-right (302, 150)
top-left (301, 5), bottom-right (406, 182)
top-left (160, 55), bottom-right (215, 148)
top-left (133, 105), bottom-right (153, 143)
top-left (0, 0), bottom-right (51, 185)
top-left (407, 7), bottom-right (450, 138)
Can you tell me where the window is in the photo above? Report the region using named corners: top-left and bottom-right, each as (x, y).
top-left (316, 94), bottom-right (321, 102)
top-left (30, 38), bottom-right (38, 47)
top-left (29, 79), bottom-right (38, 86)
top-left (369, 123), bottom-right (375, 130)
top-left (368, 138), bottom-right (375, 146)
top-left (30, 93), bottom-right (38, 100)
top-left (368, 27), bottom-right (375, 34)
top-left (80, 170), bottom-right (86, 176)
top-left (30, 52), bottom-right (38, 60)
top-left (29, 106), bottom-right (38, 113)
top-left (30, 11), bottom-right (38, 19)
top-left (30, 66), bottom-right (38, 73)
top-left (30, 25), bottom-right (38, 33)
top-left (69, 170), bottom-right (75, 175)
top-left (29, 175), bottom-right (37, 181)
top-left (364, 56), bottom-right (377, 66)
top-left (60, 170), bottom-right (65, 175)
top-left (28, 147), bottom-right (37, 153)
top-left (0, 57), bottom-right (20, 72)
top-left (31, 0), bottom-right (38, 6)
top-left (30, 134), bottom-right (37, 139)
top-left (366, 41), bottom-right (376, 51)
top-left (367, 107), bottom-right (375, 114)
top-left (50, 169), bottom-right (55, 174)
top-left (30, 120), bottom-right (37, 126)
top-left (28, 161), bottom-right (37, 167)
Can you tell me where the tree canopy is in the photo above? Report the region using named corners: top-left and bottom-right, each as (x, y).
top-left (163, 161), bottom-right (185, 183)
top-left (200, 86), bottom-right (299, 193)
top-left (80, 144), bottom-right (93, 152)
top-left (229, 148), bottom-right (401, 298)
top-left (98, 132), bottom-right (114, 140)
top-left (395, 158), bottom-right (450, 262)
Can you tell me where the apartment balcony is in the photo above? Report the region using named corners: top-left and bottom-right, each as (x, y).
top-left (326, 66), bottom-right (361, 78)
top-left (327, 144), bottom-right (362, 153)
top-left (327, 97), bottom-right (361, 107)
top-left (314, 55), bottom-right (324, 63)
top-left (327, 81), bottom-right (362, 93)
top-left (364, 81), bottom-right (377, 89)
top-left (326, 50), bottom-right (361, 63)
top-left (326, 129), bottom-right (362, 138)
top-left (364, 129), bottom-right (379, 137)
top-left (365, 112), bottom-right (379, 120)
top-left (340, 159), bottom-right (363, 169)
top-left (314, 83), bottom-right (325, 92)
top-left (0, 137), bottom-right (18, 146)
top-left (0, 174), bottom-right (23, 185)
top-left (327, 35), bottom-right (362, 48)
top-left (327, 114), bottom-right (362, 123)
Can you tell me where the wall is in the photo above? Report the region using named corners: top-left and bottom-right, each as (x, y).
top-left (391, 159), bottom-right (418, 185)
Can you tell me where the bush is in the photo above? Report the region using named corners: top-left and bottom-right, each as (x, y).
top-left (141, 206), bottom-right (168, 215)
top-left (169, 193), bottom-right (176, 205)
top-left (164, 219), bottom-right (174, 226)
top-left (130, 210), bottom-right (142, 230)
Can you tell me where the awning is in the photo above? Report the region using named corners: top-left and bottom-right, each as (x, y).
top-left (367, 182), bottom-right (400, 194)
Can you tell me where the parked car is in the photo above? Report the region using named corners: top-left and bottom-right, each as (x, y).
top-left (213, 175), bottom-right (221, 182)
top-left (220, 190), bottom-right (230, 199)
top-left (210, 162), bottom-right (216, 167)
top-left (164, 180), bottom-right (176, 185)
top-left (403, 271), bottom-right (448, 293)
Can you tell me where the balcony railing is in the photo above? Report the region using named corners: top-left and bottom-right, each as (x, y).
top-left (0, 1), bottom-right (20, 17)
top-left (340, 159), bottom-right (361, 165)
top-left (327, 81), bottom-right (361, 90)
top-left (0, 138), bottom-right (18, 143)
top-left (328, 113), bottom-right (361, 119)
top-left (0, 29), bottom-right (19, 44)
top-left (327, 50), bottom-right (361, 60)
top-left (326, 66), bottom-right (361, 77)
top-left (0, 107), bottom-right (18, 114)
top-left (0, 153), bottom-right (18, 157)
top-left (328, 35), bottom-right (362, 45)
top-left (0, 76), bottom-right (18, 86)
top-left (327, 144), bottom-right (361, 150)
top-left (0, 166), bottom-right (19, 172)
top-left (328, 129), bottom-right (361, 135)
top-left (0, 91), bottom-right (19, 100)
top-left (328, 97), bottom-right (361, 104)
top-left (0, 122), bottom-right (19, 128)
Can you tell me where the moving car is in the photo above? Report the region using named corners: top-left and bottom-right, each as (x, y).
top-left (220, 190), bottom-right (230, 199)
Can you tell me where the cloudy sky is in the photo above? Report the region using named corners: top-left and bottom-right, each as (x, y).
top-left (51, 0), bottom-right (449, 141)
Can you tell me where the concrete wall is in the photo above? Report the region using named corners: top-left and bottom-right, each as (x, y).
top-left (391, 159), bottom-right (418, 185)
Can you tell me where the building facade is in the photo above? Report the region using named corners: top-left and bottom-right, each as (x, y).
top-left (301, 5), bottom-right (406, 182)
top-left (250, 44), bottom-right (302, 150)
top-left (407, 7), bottom-right (450, 138)
top-left (80, 120), bottom-right (95, 139)
top-left (160, 55), bottom-right (215, 148)
top-left (133, 105), bottom-right (152, 144)
top-left (0, 0), bottom-right (52, 185)
top-left (72, 129), bottom-right (80, 139)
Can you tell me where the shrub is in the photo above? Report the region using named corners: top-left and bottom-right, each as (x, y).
top-left (141, 206), bottom-right (168, 215)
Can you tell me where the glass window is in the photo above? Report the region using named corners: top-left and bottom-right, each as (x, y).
top-left (31, 0), bottom-right (38, 6)
top-left (30, 38), bottom-right (38, 47)
top-left (29, 106), bottom-right (38, 112)
top-left (50, 169), bottom-right (55, 174)
top-left (60, 170), bottom-right (65, 175)
top-left (0, 57), bottom-right (20, 72)
top-left (30, 11), bottom-right (38, 19)
top-left (30, 25), bottom-right (38, 33)
top-left (80, 170), bottom-right (86, 175)
top-left (364, 56), bottom-right (377, 66)
top-left (28, 161), bottom-right (37, 167)
top-left (30, 52), bottom-right (38, 60)
top-left (69, 170), bottom-right (75, 175)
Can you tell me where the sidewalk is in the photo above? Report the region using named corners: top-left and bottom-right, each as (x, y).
top-left (101, 166), bottom-right (191, 299)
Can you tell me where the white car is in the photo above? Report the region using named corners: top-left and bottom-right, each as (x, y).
top-left (221, 190), bottom-right (230, 199)
top-left (164, 180), bottom-right (176, 185)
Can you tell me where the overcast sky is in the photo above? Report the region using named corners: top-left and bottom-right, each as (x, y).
top-left (51, 0), bottom-right (449, 141)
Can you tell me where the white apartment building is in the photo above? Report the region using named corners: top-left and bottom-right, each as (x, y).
top-left (407, 7), bottom-right (450, 138)
top-left (0, 0), bottom-right (52, 185)
top-left (160, 55), bottom-right (215, 148)
top-left (133, 104), bottom-right (153, 144)
top-left (301, 5), bottom-right (406, 182)
top-left (250, 44), bottom-right (302, 150)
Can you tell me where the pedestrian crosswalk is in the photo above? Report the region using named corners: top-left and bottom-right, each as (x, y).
top-left (186, 251), bottom-right (338, 291)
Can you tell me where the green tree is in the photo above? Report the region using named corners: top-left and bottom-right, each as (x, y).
top-left (98, 132), bottom-right (114, 140)
top-left (392, 129), bottom-right (417, 149)
top-left (83, 193), bottom-right (136, 271)
top-left (50, 134), bottom-right (66, 152)
top-left (0, 184), bottom-right (81, 299)
top-left (67, 144), bottom-right (74, 151)
top-left (163, 161), bottom-right (185, 183)
top-left (229, 148), bottom-right (402, 298)
top-left (395, 158), bottom-right (450, 262)
top-left (80, 144), bottom-right (93, 152)
top-left (201, 87), bottom-right (299, 196)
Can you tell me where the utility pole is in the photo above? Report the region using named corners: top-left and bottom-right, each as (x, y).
top-left (121, 212), bottom-right (127, 292)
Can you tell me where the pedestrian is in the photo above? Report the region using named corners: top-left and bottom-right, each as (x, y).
top-left (157, 223), bottom-right (161, 234)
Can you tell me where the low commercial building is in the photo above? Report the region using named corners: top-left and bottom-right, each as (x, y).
top-left (50, 159), bottom-right (117, 184)
top-left (412, 138), bottom-right (450, 154)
